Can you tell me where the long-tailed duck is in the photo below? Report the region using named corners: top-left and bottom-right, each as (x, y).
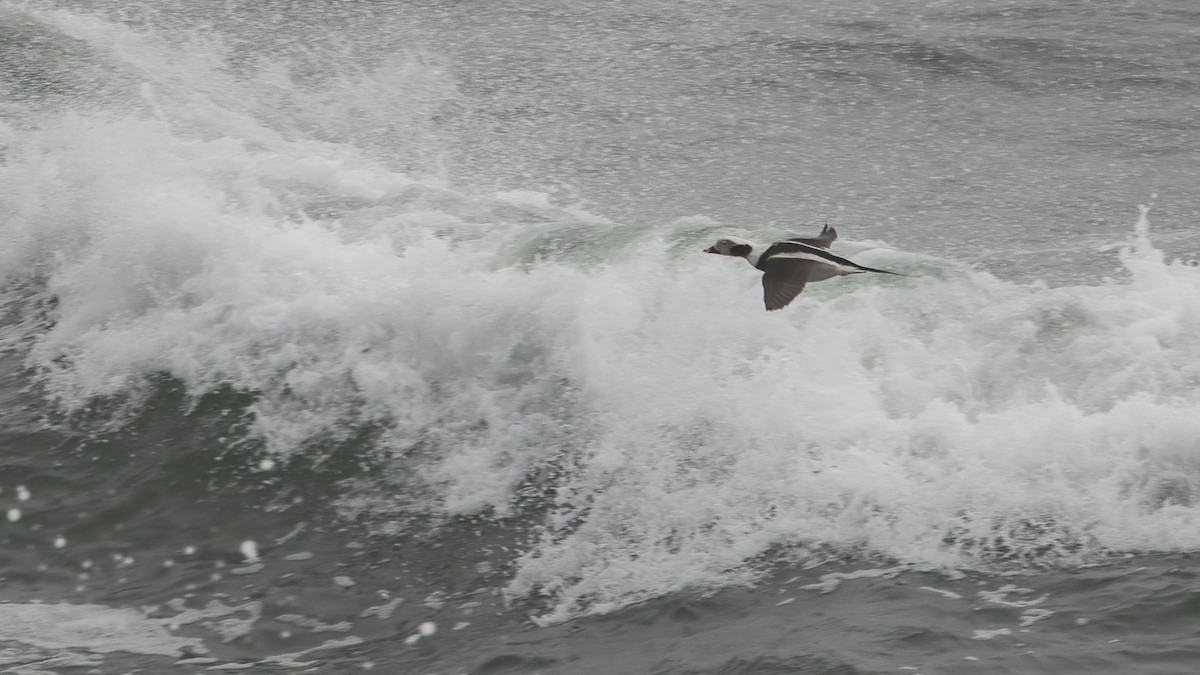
top-left (704, 225), bottom-right (902, 310)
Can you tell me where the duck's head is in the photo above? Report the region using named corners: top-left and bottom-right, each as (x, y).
top-left (704, 237), bottom-right (754, 258)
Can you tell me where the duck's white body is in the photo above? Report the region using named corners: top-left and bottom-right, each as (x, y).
top-left (704, 225), bottom-right (901, 310)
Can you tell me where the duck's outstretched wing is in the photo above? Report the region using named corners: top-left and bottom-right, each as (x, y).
top-left (762, 258), bottom-right (814, 310)
top-left (787, 224), bottom-right (837, 249)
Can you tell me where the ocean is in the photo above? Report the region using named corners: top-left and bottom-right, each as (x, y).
top-left (2, 0), bottom-right (1200, 673)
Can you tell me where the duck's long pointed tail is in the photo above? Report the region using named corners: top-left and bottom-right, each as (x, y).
top-left (851, 263), bottom-right (908, 277)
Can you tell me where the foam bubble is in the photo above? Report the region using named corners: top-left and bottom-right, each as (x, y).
top-left (240, 540), bottom-right (260, 563)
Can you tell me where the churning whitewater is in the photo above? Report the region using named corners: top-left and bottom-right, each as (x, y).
top-left (3, 1), bottom-right (1200, 671)
top-left (6, 57), bottom-right (1200, 621)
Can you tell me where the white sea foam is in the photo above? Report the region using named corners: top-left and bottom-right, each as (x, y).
top-left (5, 7), bottom-right (1200, 627)
top-left (919, 586), bottom-right (964, 600)
top-left (978, 585), bottom-right (1049, 609)
top-left (1019, 608), bottom-right (1055, 627)
top-left (0, 602), bottom-right (205, 657)
top-left (972, 628), bottom-right (1012, 641)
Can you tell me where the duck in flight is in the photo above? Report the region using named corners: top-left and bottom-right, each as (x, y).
top-left (704, 225), bottom-right (903, 310)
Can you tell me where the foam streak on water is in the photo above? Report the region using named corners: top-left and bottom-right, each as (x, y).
top-left (4, 5), bottom-right (1200, 628)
